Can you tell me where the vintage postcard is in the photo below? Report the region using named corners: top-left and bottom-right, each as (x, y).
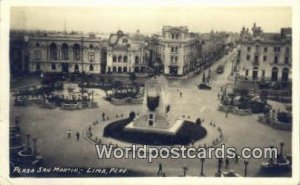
top-left (0, 0), bottom-right (299, 185)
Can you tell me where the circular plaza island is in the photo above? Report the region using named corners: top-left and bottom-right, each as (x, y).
top-left (102, 76), bottom-right (207, 145)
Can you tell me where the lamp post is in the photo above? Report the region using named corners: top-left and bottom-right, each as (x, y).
top-left (32, 138), bottom-right (37, 156)
top-left (26, 134), bottom-right (31, 147)
top-left (200, 158), bottom-right (205, 176)
top-left (280, 141), bottom-right (285, 157)
top-left (244, 160), bottom-right (249, 177)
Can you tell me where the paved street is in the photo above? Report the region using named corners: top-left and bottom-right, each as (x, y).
top-left (10, 50), bottom-right (291, 177)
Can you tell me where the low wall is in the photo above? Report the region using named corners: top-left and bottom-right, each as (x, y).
top-left (61, 102), bottom-right (82, 110)
top-left (218, 104), bottom-right (252, 116)
top-left (110, 97), bottom-right (143, 105)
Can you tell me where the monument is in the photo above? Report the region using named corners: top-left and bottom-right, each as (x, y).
top-left (125, 76), bottom-right (184, 135)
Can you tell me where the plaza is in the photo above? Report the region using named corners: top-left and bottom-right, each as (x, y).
top-left (9, 48), bottom-right (292, 177)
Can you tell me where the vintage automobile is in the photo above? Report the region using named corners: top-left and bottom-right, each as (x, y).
top-left (198, 83), bottom-right (212, 90)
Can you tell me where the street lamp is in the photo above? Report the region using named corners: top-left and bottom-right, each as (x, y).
top-left (280, 141), bottom-right (285, 157)
top-left (200, 158), bottom-right (205, 176)
top-left (32, 138), bottom-right (37, 156)
top-left (244, 160), bottom-right (249, 177)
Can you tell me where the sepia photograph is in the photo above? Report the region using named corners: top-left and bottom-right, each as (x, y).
top-left (1, 1), bottom-right (299, 185)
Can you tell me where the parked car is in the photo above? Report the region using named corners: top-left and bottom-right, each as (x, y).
top-left (198, 83), bottom-right (212, 90)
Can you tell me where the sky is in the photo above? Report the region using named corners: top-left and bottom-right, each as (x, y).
top-left (10, 6), bottom-right (292, 34)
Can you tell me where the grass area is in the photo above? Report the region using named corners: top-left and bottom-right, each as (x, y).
top-left (103, 118), bottom-right (207, 145)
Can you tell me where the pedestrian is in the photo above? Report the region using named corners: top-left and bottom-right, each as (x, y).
top-left (225, 110), bottom-right (229, 118)
top-left (157, 163), bottom-right (163, 176)
top-left (76, 132), bottom-right (80, 140)
top-left (67, 129), bottom-right (72, 138)
top-left (180, 92), bottom-right (182, 98)
top-left (217, 158), bottom-right (223, 172)
top-left (225, 157), bottom-right (229, 169)
top-left (235, 153), bottom-right (239, 164)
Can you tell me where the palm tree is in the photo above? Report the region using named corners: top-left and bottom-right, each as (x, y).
top-left (244, 160), bottom-right (249, 177)
top-left (200, 158), bottom-right (205, 176)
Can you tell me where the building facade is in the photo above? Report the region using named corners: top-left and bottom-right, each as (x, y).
top-left (27, 33), bottom-right (102, 74)
top-left (238, 23), bottom-right (292, 82)
top-left (106, 30), bottom-right (148, 74)
top-left (156, 26), bottom-right (200, 76)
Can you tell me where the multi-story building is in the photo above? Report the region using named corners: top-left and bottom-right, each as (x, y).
top-left (106, 30), bottom-right (148, 74)
top-left (156, 26), bottom-right (200, 76)
top-left (10, 32), bottom-right (30, 76)
top-left (238, 23), bottom-right (292, 82)
top-left (27, 33), bottom-right (102, 74)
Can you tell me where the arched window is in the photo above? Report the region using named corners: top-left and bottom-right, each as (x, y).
top-left (252, 67), bottom-right (258, 80)
top-left (89, 44), bottom-right (94, 49)
top-left (89, 65), bottom-right (94, 71)
top-left (113, 55), bottom-right (117, 62)
top-left (61, 43), bottom-right (69, 60)
top-left (112, 66), bottom-right (117, 72)
top-left (49, 43), bottom-right (58, 60)
top-left (282, 68), bottom-right (289, 82)
top-left (271, 67), bottom-right (278, 81)
top-left (74, 64), bottom-right (79, 72)
top-left (123, 56), bottom-right (128, 63)
top-left (73, 44), bottom-right (81, 60)
top-left (123, 67), bottom-right (127, 73)
top-left (118, 56), bottom-right (122, 62)
top-left (118, 66), bottom-right (122, 73)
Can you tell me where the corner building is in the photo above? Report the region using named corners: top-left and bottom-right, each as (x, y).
top-left (238, 23), bottom-right (292, 82)
top-left (157, 26), bottom-right (200, 76)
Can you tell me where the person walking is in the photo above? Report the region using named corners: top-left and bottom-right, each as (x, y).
top-left (225, 157), bottom-right (229, 169)
top-left (157, 163), bottom-right (163, 176)
top-left (180, 92), bottom-right (182, 98)
top-left (76, 132), bottom-right (80, 141)
top-left (225, 110), bottom-right (229, 118)
top-left (235, 153), bottom-right (239, 164)
top-left (67, 129), bottom-right (72, 138)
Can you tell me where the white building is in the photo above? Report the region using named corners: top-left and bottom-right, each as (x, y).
top-left (238, 24), bottom-right (292, 82)
top-left (157, 26), bottom-right (199, 76)
top-left (106, 30), bottom-right (148, 74)
top-left (27, 33), bottom-right (102, 74)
